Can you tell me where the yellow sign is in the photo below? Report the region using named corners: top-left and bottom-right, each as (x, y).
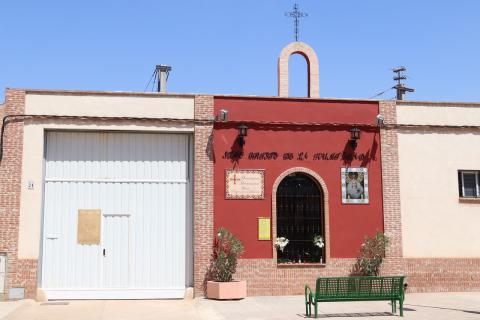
top-left (258, 217), bottom-right (271, 240)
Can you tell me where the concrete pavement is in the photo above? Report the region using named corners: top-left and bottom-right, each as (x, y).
top-left (0, 300), bottom-right (24, 320)
top-left (3, 292), bottom-right (480, 320)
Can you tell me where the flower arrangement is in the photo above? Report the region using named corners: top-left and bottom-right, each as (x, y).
top-left (206, 228), bottom-right (244, 282)
top-left (313, 235), bottom-right (324, 248)
top-left (274, 237), bottom-right (289, 252)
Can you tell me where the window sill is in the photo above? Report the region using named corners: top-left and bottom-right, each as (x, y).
top-left (277, 262), bottom-right (326, 268)
top-left (459, 197), bottom-right (480, 203)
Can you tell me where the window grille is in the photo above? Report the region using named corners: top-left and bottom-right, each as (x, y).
top-left (276, 173), bottom-right (325, 263)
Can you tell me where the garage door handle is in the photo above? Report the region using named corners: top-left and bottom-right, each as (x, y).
top-left (103, 249), bottom-right (106, 257)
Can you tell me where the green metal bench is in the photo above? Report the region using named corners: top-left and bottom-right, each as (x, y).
top-left (305, 276), bottom-right (405, 318)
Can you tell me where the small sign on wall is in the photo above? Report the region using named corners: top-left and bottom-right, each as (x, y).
top-left (258, 217), bottom-right (271, 240)
top-left (225, 169), bottom-right (265, 199)
top-left (77, 209), bottom-right (101, 245)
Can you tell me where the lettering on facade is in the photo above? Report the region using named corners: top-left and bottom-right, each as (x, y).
top-left (222, 151), bottom-right (374, 161)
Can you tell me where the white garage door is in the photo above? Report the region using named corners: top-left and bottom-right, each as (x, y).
top-left (41, 131), bottom-right (193, 299)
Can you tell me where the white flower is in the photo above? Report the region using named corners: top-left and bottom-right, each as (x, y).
top-left (274, 237), bottom-right (289, 252)
top-left (313, 235), bottom-right (324, 248)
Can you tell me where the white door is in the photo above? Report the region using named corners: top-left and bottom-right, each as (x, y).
top-left (41, 131), bottom-right (192, 299)
top-left (102, 214), bottom-right (130, 288)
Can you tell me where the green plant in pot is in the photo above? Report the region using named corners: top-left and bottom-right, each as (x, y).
top-left (352, 232), bottom-right (390, 276)
top-left (206, 228), bottom-right (246, 299)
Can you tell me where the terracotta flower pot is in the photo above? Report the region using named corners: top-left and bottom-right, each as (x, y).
top-left (206, 280), bottom-right (247, 300)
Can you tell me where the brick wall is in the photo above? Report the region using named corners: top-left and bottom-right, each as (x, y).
top-left (0, 89), bottom-right (38, 299)
top-left (236, 258), bottom-right (355, 296)
top-left (193, 95), bottom-right (214, 296)
top-left (405, 258), bottom-right (480, 292)
top-left (378, 101), bottom-right (404, 276)
top-left (0, 105), bottom-right (4, 123)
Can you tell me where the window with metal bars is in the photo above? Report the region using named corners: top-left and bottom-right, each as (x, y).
top-left (276, 172), bottom-right (325, 263)
top-left (458, 170), bottom-right (480, 198)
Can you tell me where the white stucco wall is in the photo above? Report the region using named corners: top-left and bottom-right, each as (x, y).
top-left (25, 93), bottom-right (194, 119)
top-left (398, 103), bottom-right (480, 126)
top-left (18, 93), bottom-right (195, 259)
top-left (398, 103), bottom-right (480, 258)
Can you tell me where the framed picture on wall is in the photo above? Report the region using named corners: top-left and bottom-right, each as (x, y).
top-left (341, 167), bottom-right (369, 204)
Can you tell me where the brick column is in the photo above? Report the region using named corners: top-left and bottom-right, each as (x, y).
top-left (193, 95), bottom-right (214, 296)
top-left (0, 89), bottom-right (37, 299)
top-left (379, 100), bottom-right (404, 275)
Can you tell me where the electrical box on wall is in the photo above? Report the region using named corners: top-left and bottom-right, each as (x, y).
top-left (0, 254), bottom-right (6, 294)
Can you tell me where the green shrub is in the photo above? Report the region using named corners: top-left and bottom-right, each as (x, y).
top-left (206, 228), bottom-right (244, 282)
top-left (353, 232), bottom-right (389, 276)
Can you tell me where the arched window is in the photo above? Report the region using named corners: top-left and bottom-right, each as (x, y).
top-left (276, 172), bottom-right (325, 263)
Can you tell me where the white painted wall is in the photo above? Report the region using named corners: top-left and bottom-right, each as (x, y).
top-left (397, 103), bottom-right (480, 126)
top-left (398, 104), bottom-right (480, 257)
top-left (25, 93), bottom-right (194, 119)
top-left (18, 93), bottom-right (195, 260)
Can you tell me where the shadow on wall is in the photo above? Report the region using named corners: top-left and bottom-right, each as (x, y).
top-left (225, 136), bottom-right (244, 167)
top-left (342, 132), bottom-right (379, 167)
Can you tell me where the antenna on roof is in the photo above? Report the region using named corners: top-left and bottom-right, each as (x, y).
top-left (393, 66), bottom-right (414, 100)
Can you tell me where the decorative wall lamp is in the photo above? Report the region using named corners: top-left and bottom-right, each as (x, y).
top-left (349, 127), bottom-right (361, 149)
top-left (237, 125), bottom-right (248, 147)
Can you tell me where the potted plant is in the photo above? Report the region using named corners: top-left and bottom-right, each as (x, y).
top-left (352, 232), bottom-right (390, 276)
top-left (206, 228), bottom-right (246, 300)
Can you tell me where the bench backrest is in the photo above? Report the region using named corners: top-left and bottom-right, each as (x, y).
top-left (315, 276), bottom-right (404, 300)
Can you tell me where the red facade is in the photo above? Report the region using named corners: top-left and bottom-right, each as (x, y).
top-left (213, 96), bottom-right (384, 259)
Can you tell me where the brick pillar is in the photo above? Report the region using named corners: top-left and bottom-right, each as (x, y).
top-left (193, 95), bottom-right (214, 296)
top-left (278, 41), bottom-right (320, 98)
top-left (379, 100), bottom-right (404, 275)
top-left (0, 89), bottom-right (37, 300)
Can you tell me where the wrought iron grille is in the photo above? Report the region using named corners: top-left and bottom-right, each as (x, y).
top-left (276, 173), bottom-right (324, 263)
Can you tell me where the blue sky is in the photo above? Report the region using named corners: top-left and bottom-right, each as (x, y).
top-left (1, 0), bottom-right (479, 102)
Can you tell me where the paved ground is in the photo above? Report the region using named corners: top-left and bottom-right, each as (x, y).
top-left (0, 301), bottom-right (23, 320)
top-left (2, 292), bottom-right (480, 320)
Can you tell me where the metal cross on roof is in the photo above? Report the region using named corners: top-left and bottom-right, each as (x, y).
top-left (285, 2), bottom-right (308, 42)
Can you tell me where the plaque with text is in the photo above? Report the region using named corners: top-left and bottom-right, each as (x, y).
top-left (225, 169), bottom-right (265, 199)
top-left (258, 217), bottom-right (271, 240)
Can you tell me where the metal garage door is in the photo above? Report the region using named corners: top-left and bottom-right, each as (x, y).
top-left (41, 131), bottom-right (192, 299)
